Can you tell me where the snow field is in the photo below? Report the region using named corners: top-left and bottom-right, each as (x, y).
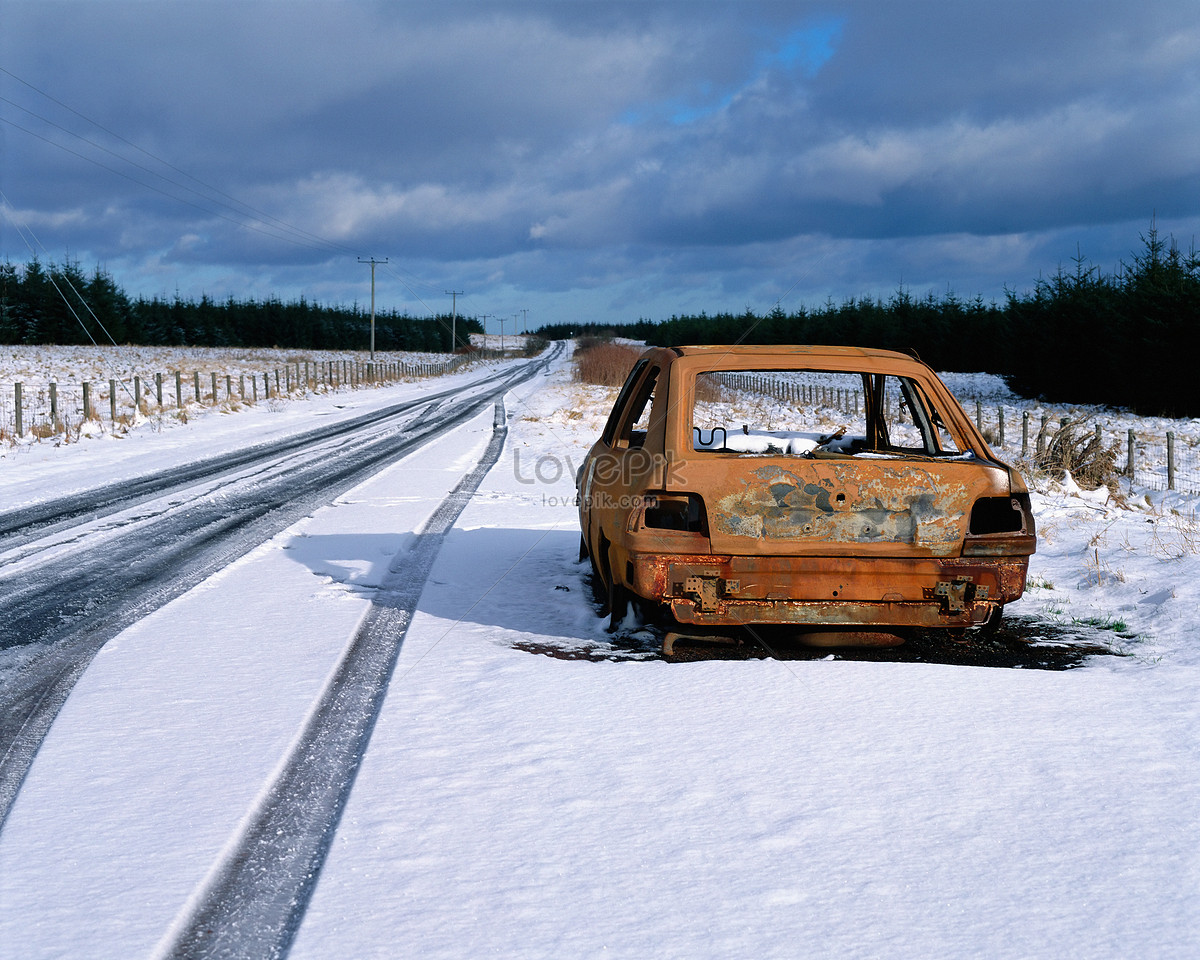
top-left (0, 348), bottom-right (1197, 959)
top-left (287, 364), bottom-right (1200, 959)
top-left (0, 343), bottom-right (471, 448)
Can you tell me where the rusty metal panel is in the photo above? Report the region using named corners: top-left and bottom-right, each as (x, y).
top-left (703, 460), bottom-right (998, 555)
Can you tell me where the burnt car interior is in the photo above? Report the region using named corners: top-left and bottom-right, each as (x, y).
top-left (691, 369), bottom-right (964, 459)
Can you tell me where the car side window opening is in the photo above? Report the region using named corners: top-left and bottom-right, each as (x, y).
top-left (613, 365), bottom-right (659, 449)
top-left (901, 379), bottom-right (962, 454)
top-left (691, 368), bottom-right (964, 457)
top-left (601, 359), bottom-right (649, 446)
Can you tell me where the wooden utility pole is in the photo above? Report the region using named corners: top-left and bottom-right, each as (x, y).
top-left (358, 257), bottom-right (388, 360)
top-left (445, 290), bottom-right (463, 353)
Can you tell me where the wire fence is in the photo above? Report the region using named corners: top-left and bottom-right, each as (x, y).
top-left (958, 397), bottom-right (1199, 494)
top-left (8, 360), bottom-right (1198, 495)
top-left (0, 352), bottom-right (486, 445)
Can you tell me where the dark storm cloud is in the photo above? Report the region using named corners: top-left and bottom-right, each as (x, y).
top-left (1, 0), bottom-right (1197, 327)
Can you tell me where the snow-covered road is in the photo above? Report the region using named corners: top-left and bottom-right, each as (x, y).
top-left (0, 348), bottom-right (558, 831)
top-left (0, 346), bottom-right (1197, 959)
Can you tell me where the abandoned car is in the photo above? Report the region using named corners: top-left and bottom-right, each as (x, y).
top-left (576, 345), bottom-right (1036, 643)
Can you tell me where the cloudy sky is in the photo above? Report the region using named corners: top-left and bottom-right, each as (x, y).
top-left (2, 1), bottom-right (1197, 333)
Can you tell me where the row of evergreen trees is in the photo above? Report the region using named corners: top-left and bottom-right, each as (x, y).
top-left (0, 259), bottom-right (482, 353)
top-left (5, 226), bottom-right (1198, 413)
top-left (537, 227), bottom-right (1200, 417)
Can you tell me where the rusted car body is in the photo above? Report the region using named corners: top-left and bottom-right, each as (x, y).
top-left (576, 345), bottom-right (1035, 639)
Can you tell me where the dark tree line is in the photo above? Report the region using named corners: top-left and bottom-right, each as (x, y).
top-left (537, 226), bottom-right (1200, 417)
top-left (0, 258), bottom-right (482, 353)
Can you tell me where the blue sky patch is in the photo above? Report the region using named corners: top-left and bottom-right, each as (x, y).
top-left (623, 16), bottom-right (844, 127)
top-left (760, 18), bottom-right (844, 77)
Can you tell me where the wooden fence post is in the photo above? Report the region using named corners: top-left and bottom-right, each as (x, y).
top-left (134, 376), bottom-right (141, 413)
top-left (156, 372), bottom-right (163, 407)
top-left (1126, 429), bottom-right (1135, 483)
top-left (1167, 431), bottom-right (1176, 491)
top-left (110, 379), bottom-right (117, 422)
top-left (975, 399), bottom-right (982, 431)
top-left (212, 372), bottom-right (218, 403)
top-left (176, 371), bottom-right (183, 407)
top-left (193, 371), bottom-right (201, 403)
top-left (14, 382), bottom-right (21, 437)
top-left (50, 382), bottom-right (58, 426)
top-left (83, 382), bottom-right (92, 420)
top-left (998, 408), bottom-right (1005, 447)
top-left (1021, 411), bottom-right (1029, 458)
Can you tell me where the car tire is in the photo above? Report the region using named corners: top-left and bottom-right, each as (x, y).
top-left (976, 604), bottom-right (1004, 636)
top-left (607, 581), bottom-right (631, 632)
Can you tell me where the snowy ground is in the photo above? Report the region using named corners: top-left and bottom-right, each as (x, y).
top-left (0, 345), bottom-right (1197, 958)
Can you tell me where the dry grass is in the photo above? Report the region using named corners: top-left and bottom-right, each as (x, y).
top-left (1148, 512), bottom-right (1200, 559)
top-left (574, 340), bottom-right (643, 387)
top-left (1036, 419), bottom-right (1122, 490)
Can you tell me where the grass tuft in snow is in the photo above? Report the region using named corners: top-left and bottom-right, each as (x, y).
top-left (1034, 418), bottom-right (1123, 491)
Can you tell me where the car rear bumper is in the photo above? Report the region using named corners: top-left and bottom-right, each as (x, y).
top-left (625, 551), bottom-right (1029, 628)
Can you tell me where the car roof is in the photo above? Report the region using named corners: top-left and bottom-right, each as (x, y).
top-left (670, 344), bottom-right (915, 362)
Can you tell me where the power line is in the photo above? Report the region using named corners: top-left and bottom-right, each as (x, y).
top-left (0, 113), bottom-right (339, 255)
top-left (0, 67), bottom-right (359, 258)
top-left (0, 189), bottom-right (120, 349)
top-left (0, 66), bottom-right (468, 350)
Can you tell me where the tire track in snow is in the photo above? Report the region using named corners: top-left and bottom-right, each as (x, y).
top-left (0, 343), bottom-right (560, 831)
top-left (152, 402), bottom-right (509, 960)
